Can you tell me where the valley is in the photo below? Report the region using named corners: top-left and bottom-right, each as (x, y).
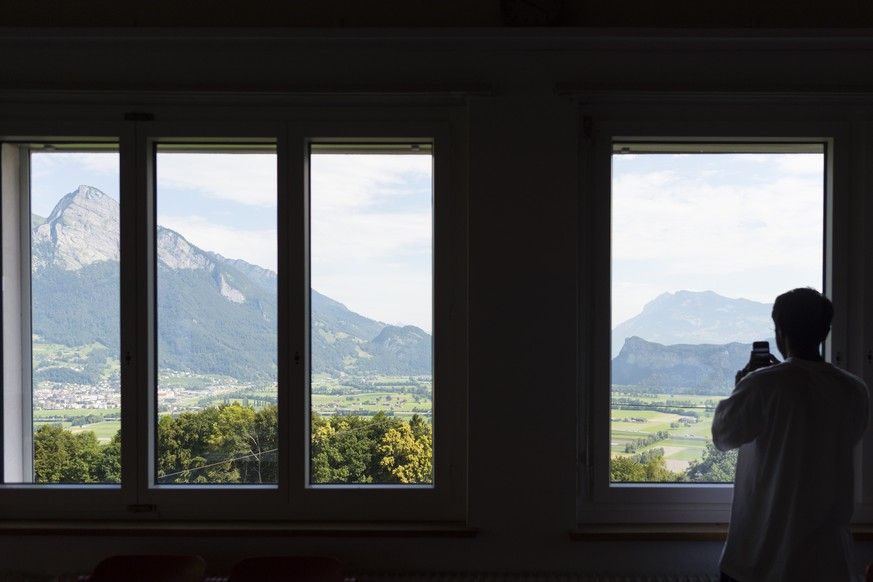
top-left (32, 339), bottom-right (433, 443)
top-left (610, 388), bottom-right (723, 474)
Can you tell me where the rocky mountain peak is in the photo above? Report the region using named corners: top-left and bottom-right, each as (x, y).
top-left (31, 185), bottom-right (222, 275)
top-left (31, 187), bottom-right (433, 378)
top-left (32, 185), bottom-right (120, 271)
top-left (156, 227), bottom-right (216, 272)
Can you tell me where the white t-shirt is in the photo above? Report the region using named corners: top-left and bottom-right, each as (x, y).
top-left (712, 357), bottom-right (869, 582)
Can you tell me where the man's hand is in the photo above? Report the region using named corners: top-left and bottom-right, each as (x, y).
top-left (735, 353), bottom-right (780, 385)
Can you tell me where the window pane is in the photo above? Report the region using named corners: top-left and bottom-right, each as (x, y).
top-left (3, 146), bottom-right (121, 484)
top-left (309, 144), bottom-right (434, 485)
top-left (610, 144), bottom-right (824, 483)
top-left (155, 145), bottom-right (278, 485)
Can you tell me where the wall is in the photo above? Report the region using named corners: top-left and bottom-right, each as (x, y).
top-left (3, 0), bottom-right (873, 27)
top-left (0, 30), bottom-right (872, 579)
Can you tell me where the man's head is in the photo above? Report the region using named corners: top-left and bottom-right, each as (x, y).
top-left (772, 287), bottom-right (833, 355)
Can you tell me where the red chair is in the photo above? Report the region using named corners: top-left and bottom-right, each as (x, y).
top-left (227, 556), bottom-right (344, 582)
top-left (89, 554), bottom-right (206, 582)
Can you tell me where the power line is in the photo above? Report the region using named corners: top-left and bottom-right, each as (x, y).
top-left (160, 447), bottom-right (278, 479)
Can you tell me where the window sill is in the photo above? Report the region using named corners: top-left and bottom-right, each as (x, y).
top-left (570, 523), bottom-right (728, 542)
top-left (0, 520), bottom-right (476, 538)
top-left (571, 523), bottom-right (873, 542)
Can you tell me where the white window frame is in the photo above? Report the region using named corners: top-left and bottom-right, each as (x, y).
top-left (0, 102), bottom-right (468, 523)
top-left (577, 102), bottom-right (861, 525)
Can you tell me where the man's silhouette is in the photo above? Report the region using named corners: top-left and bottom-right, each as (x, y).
top-left (712, 288), bottom-right (869, 582)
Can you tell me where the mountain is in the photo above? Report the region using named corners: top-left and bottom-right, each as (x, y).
top-left (32, 185), bottom-right (120, 271)
top-left (612, 336), bottom-right (763, 394)
top-left (30, 185), bottom-right (431, 380)
top-left (612, 290), bottom-right (774, 357)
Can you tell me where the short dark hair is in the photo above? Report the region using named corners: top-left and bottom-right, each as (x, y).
top-left (772, 288), bottom-right (833, 348)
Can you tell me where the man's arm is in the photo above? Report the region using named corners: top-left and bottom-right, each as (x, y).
top-left (712, 376), bottom-right (766, 452)
top-left (713, 351), bottom-right (777, 451)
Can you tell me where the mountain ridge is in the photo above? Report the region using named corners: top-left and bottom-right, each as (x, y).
top-left (611, 336), bottom-right (776, 394)
top-left (31, 185), bottom-right (432, 379)
top-left (612, 289), bottom-right (774, 356)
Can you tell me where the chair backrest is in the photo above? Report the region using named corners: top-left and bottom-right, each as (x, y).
top-left (89, 554), bottom-right (206, 582)
top-left (228, 556), bottom-right (344, 582)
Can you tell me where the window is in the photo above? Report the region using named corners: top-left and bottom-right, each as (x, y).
top-left (155, 144), bottom-right (279, 486)
top-left (309, 144), bottom-right (434, 485)
top-left (579, 111), bottom-right (847, 524)
top-left (610, 143), bottom-right (825, 484)
top-left (3, 143), bottom-right (121, 486)
top-left (0, 110), bottom-right (467, 522)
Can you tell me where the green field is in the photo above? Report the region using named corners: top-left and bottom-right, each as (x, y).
top-left (32, 375), bottom-right (432, 444)
top-left (69, 421), bottom-right (120, 440)
top-left (311, 375), bottom-right (432, 420)
top-left (33, 409), bottom-right (120, 420)
top-left (611, 390), bottom-right (724, 472)
top-left (33, 409), bottom-right (121, 442)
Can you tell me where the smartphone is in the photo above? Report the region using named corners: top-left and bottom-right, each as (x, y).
top-left (751, 341), bottom-right (771, 367)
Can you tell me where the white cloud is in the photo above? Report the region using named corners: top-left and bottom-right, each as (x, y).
top-left (311, 211), bottom-right (432, 263)
top-left (309, 154), bottom-right (433, 328)
top-left (315, 273), bottom-right (433, 333)
top-left (157, 153), bottom-right (277, 209)
top-left (159, 215), bottom-right (277, 272)
top-left (776, 153), bottom-right (825, 174)
top-left (612, 153), bottom-right (824, 323)
top-left (612, 171), bottom-right (822, 273)
top-left (30, 150), bottom-right (434, 329)
top-left (311, 154), bottom-right (431, 213)
top-left (30, 152), bottom-right (120, 215)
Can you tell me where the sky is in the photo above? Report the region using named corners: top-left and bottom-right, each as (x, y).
top-left (29, 149), bottom-right (823, 335)
top-left (29, 150), bottom-right (434, 333)
top-left (612, 151), bottom-right (824, 327)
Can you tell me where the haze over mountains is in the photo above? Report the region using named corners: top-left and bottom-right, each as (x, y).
top-left (612, 290), bottom-right (774, 356)
top-left (33, 186), bottom-right (780, 389)
top-left (31, 185), bottom-right (432, 380)
top-left (612, 290), bottom-right (777, 393)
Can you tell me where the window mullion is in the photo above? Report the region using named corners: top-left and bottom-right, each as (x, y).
top-left (120, 122), bottom-right (154, 509)
top-left (0, 144), bottom-right (30, 483)
top-left (283, 125), bottom-right (306, 510)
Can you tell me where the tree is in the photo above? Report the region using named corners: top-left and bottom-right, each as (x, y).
top-left (610, 449), bottom-right (682, 483)
top-left (311, 413), bottom-right (377, 483)
top-left (685, 441), bottom-right (737, 483)
top-left (377, 416), bottom-right (433, 484)
top-left (611, 455), bottom-right (646, 482)
top-left (156, 407), bottom-right (221, 483)
top-left (33, 425), bottom-right (104, 483)
top-left (310, 412), bottom-right (433, 484)
top-left (97, 429), bottom-right (122, 483)
top-left (207, 403), bottom-right (277, 484)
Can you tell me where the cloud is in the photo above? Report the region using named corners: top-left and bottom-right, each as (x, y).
top-left (309, 153), bottom-right (433, 328)
top-left (29, 149), bottom-right (434, 330)
top-left (311, 154), bottom-right (432, 213)
top-left (311, 211), bottom-right (432, 263)
top-left (315, 273), bottom-right (433, 332)
top-left (157, 153), bottom-right (277, 209)
top-left (776, 153), bottom-right (825, 174)
top-left (158, 215), bottom-right (277, 272)
top-left (612, 166), bottom-right (822, 272)
top-left (612, 152), bottom-right (824, 322)
top-left (30, 152), bottom-right (120, 215)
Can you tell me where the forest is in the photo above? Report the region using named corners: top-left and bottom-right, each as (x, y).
top-left (32, 405), bottom-right (433, 485)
